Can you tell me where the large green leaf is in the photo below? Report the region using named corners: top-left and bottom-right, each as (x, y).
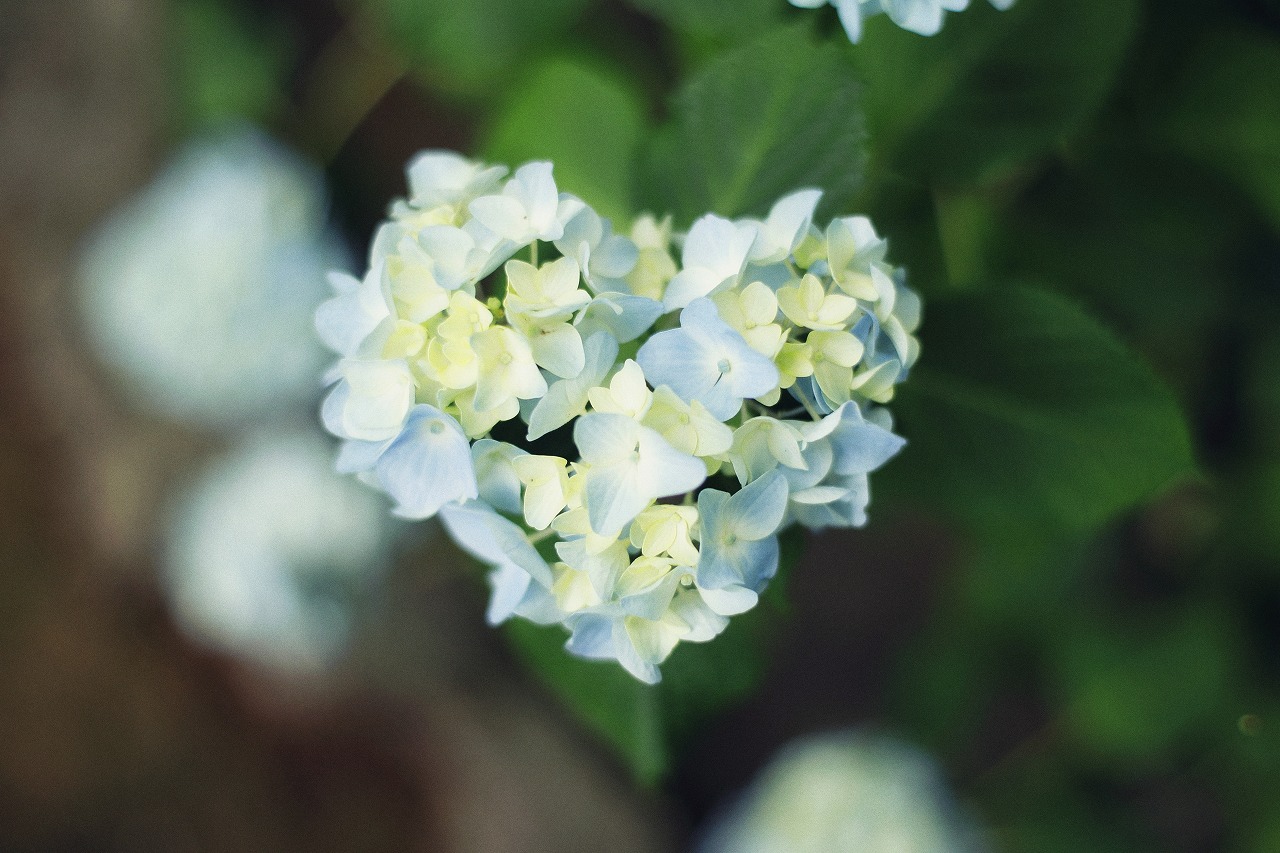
top-left (642, 25), bottom-right (867, 223)
top-left (852, 0), bottom-right (1140, 187)
top-left (1162, 29), bottom-right (1280, 232)
top-left (369, 0), bottom-right (593, 96)
top-left (482, 57), bottom-right (648, 224)
top-left (885, 287), bottom-right (1196, 533)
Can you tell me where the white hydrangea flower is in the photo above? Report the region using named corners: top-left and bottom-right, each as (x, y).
top-left (695, 470), bottom-right (790, 615)
top-left (744, 188), bottom-right (824, 265)
top-left (319, 149), bottom-right (918, 682)
top-left (468, 161), bottom-right (575, 244)
top-left (403, 150), bottom-right (507, 211)
top-left (439, 501), bottom-right (560, 626)
top-left (788, 0), bottom-right (1015, 43)
top-left (574, 412), bottom-right (707, 536)
top-left (373, 404), bottom-right (478, 519)
top-left (321, 359), bottom-right (415, 443)
top-left (637, 298), bottom-right (781, 421)
top-left (663, 214), bottom-right (760, 310)
top-left (555, 204), bottom-right (641, 293)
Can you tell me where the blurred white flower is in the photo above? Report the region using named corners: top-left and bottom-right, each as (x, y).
top-left (79, 126), bottom-right (348, 428)
top-left (700, 730), bottom-right (989, 853)
top-left (164, 432), bottom-right (394, 674)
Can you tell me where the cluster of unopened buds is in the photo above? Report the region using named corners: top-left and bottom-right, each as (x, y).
top-left (318, 153), bottom-right (919, 682)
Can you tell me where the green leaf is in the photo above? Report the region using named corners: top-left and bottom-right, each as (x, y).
top-left (370, 0), bottom-right (593, 96)
top-left (625, 0), bottom-right (782, 45)
top-left (852, 0), bottom-right (1140, 187)
top-left (502, 528), bottom-right (801, 784)
top-left (992, 146), bottom-right (1251, 338)
top-left (1162, 29), bottom-right (1280, 232)
top-left (482, 57), bottom-right (648, 224)
top-left (885, 286), bottom-right (1196, 533)
top-left (642, 25), bottom-right (867, 224)
top-left (169, 0), bottom-right (292, 134)
top-left (504, 619), bottom-right (668, 785)
top-left (1052, 605), bottom-right (1239, 765)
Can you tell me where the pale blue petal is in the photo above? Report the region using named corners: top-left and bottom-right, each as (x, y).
top-left (526, 333), bottom-right (617, 440)
top-left (723, 344), bottom-right (782, 402)
top-left (662, 268), bottom-right (719, 311)
top-left (439, 500), bottom-right (554, 587)
top-left (375, 406), bottom-right (478, 518)
top-left (620, 573), bottom-right (681, 620)
top-left (727, 469), bottom-right (790, 541)
top-left (835, 0), bottom-right (864, 41)
top-left (637, 426), bottom-right (708, 499)
top-left (320, 380), bottom-right (351, 437)
top-left (791, 485), bottom-right (851, 504)
top-left (699, 584), bottom-right (759, 617)
top-left (577, 293), bottom-right (663, 343)
top-left (530, 323), bottom-right (585, 379)
top-left (668, 590), bottom-right (729, 642)
top-left (315, 272), bottom-right (385, 356)
top-left (615, 620), bottom-right (663, 684)
top-left (574, 412), bottom-right (642, 464)
top-left (526, 380), bottom-right (586, 440)
top-left (882, 0), bottom-right (945, 34)
top-left (828, 402), bottom-right (907, 475)
top-left (564, 612), bottom-right (618, 660)
top-left (636, 326), bottom-right (718, 406)
top-left (593, 234), bottom-right (640, 279)
top-left (467, 195), bottom-right (527, 240)
top-left (485, 561), bottom-right (534, 625)
top-left (471, 438), bottom-right (526, 515)
top-left (585, 462), bottom-right (648, 537)
top-left (335, 437), bottom-right (391, 474)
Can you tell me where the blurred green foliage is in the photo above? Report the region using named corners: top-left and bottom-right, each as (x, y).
top-left (482, 58), bottom-right (648, 225)
top-left (887, 286), bottom-right (1195, 533)
top-left (641, 25), bottom-right (866, 223)
top-left (163, 0), bottom-right (1280, 847)
top-left (368, 0), bottom-right (593, 97)
top-left (168, 0), bottom-right (293, 135)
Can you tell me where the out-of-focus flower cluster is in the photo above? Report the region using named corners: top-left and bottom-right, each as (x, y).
top-left (166, 432), bottom-right (393, 673)
top-left (788, 0), bottom-right (1016, 43)
top-left (319, 153), bottom-right (918, 682)
top-left (79, 126), bottom-right (395, 674)
top-left (80, 126), bottom-right (348, 428)
top-left (698, 730), bottom-right (989, 853)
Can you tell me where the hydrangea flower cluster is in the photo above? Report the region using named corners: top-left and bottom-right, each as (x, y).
top-left (318, 153), bottom-right (918, 683)
top-left (789, 0), bottom-right (1016, 43)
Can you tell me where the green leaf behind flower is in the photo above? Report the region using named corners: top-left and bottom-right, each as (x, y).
top-left (853, 0), bottom-right (1140, 187)
top-left (1162, 29), bottom-right (1280, 233)
top-left (482, 57), bottom-right (649, 225)
top-left (885, 286), bottom-right (1196, 533)
top-left (370, 0), bottom-right (593, 96)
top-left (642, 25), bottom-right (867, 224)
